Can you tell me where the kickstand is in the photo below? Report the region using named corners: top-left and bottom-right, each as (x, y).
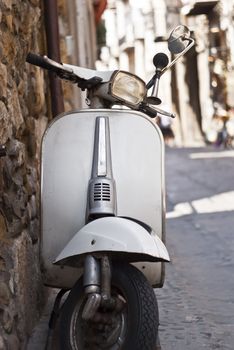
top-left (45, 289), bottom-right (68, 350)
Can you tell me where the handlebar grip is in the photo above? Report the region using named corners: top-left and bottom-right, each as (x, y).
top-left (26, 53), bottom-right (78, 83)
top-left (26, 53), bottom-right (53, 71)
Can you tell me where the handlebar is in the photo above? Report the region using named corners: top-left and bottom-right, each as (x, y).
top-left (26, 54), bottom-right (175, 118)
top-left (26, 53), bottom-right (103, 89)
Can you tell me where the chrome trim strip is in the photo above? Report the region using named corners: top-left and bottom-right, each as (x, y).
top-left (97, 117), bottom-right (107, 176)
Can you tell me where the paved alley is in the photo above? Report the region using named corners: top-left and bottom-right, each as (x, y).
top-left (157, 147), bottom-right (234, 350)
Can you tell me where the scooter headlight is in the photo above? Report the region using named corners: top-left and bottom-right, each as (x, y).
top-left (110, 71), bottom-right (146, 107)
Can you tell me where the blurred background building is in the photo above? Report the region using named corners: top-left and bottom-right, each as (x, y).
top-left (99, 0), bottom-right (234, 146)
top-left (182, 0), bottom-right (234, 144)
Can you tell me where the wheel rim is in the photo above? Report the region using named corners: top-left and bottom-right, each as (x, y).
top-left (70, 292), bottom-right (127, 349)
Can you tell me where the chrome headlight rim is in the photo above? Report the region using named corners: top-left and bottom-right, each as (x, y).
top-left (110, 70), bottom-right (146, 108)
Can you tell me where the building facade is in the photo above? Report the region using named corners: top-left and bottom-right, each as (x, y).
top-left (100, 0), bottom-right (234, 145)
top-left (182, 0), bottom-right (234, 141)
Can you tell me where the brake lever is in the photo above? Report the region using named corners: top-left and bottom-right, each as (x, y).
top-left (139, 103), bottom-right (176, 119)
top-left (139, 104), bottom-right (158, 118)
top-left (153, 106), bottom-right (176, 119)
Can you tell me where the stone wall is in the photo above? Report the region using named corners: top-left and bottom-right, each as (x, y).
top-left (0, 0), bottom-right (99, 347)
top-left (0, 0), bottom-right (48, 348)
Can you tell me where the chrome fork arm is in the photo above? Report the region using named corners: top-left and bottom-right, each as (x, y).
top-left (82, 254), bottom-right (113, 320)
top-left (82, 255), bottom-right (101, 320)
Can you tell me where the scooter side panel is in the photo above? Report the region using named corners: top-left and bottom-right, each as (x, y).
top-left (41, 109), bottom-right (165, 288)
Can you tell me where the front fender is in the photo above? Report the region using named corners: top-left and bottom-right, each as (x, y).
top-left (54, 217), bottom-right (170, 266)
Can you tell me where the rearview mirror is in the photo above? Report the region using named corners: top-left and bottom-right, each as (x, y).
top-left (168, 25), bottom-right (191, 54)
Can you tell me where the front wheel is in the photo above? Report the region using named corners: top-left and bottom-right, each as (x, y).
top-left (59, 262), bottom-right (159, 350)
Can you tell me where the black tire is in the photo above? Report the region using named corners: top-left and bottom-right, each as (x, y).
top-left (59, 262), bottom-right (159, 350)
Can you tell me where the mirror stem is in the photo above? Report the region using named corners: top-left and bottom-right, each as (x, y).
top-left (146, 72), bottom-right (162, 105)
top-left (161, 38), bottom-right (195, 75)
top-left (146, 74), bottom-right (156, 90)
top-left (151, 74), bottom-right (160, 99)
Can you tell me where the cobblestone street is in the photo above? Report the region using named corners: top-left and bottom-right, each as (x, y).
top-left (157, 147), bottom-right (234, 350)
top-left (27, 147), bottom-right (234, 350)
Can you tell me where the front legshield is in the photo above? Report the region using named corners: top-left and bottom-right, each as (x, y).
top-left (54, 217), bottom-right (170, 266)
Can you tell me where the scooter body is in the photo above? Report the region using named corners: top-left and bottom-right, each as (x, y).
top-left (26, 25), bottom-right (194, 349)
top-left (41, 108), bottom-right (168, 289)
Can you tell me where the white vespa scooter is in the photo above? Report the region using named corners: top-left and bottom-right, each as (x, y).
top-left (27, 25), bottom-right (194, 350)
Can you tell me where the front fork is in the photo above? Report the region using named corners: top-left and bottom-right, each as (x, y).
top-left (45, 255), bottom-right (113, 348)
top-left (82, 254), bottom-right (113, 320)
top-left (82, 254), bottom-right (162, 349)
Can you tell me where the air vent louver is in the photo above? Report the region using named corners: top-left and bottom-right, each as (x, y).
top-left (94, 182), bottom-right (111, 201)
